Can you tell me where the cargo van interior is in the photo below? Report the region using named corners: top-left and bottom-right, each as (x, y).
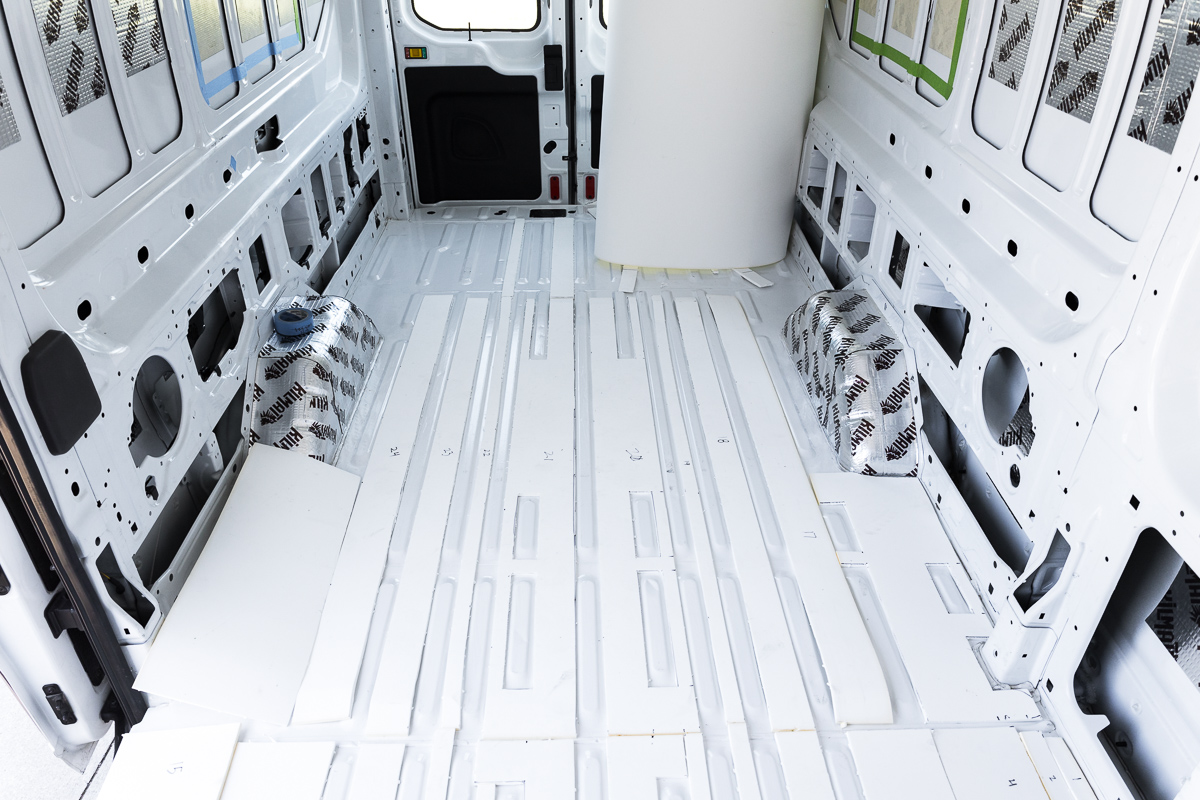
top-left (0, 0), bottom-right (1198, 797)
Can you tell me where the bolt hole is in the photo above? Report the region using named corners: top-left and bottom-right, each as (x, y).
top-left (70, 482), bottom-right (79, 496)
top-left (145, 476), bottom-right (159, 501)
top-left (223, 169), bottom-right (232, 183)
top-left (77, 300), bottom-right (92, 320)
top-left (924, 165), bottom-right (933, 179)
top-left (1010, 464), bottom-right (1020, 487)
top-left (961, 199), bottom-right (971, 213)
top-left (137, 246), bottom-right (149, 264)
top-left (1007, 240), bottom-right (1018, 256)
top-left (1065, 291), bottom-right (1079, 311)
top-left (185, 204), bottom-right (194, 219)
top-left (889, 133), bottom-right (896, 145)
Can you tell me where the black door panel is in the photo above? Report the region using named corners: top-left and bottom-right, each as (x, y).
top-left (404, 67), bottom-right (542, 203)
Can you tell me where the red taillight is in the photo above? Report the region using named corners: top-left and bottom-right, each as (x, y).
top-left (585, 175), bottom-right (596, 200)
top-left (550, 175), bottom-right (561, 201)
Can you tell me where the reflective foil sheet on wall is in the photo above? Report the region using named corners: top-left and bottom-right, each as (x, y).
top-left (986, 0), bottom-right (1039, 90)
top-left (1126, 0), bottom-right (1200, 153)
top-left (0, 69), bottom-right (19, 150)
top-left (250, 295), bottom-right (381, 463)
top-left (109, 0), bottom-right (169, 77)
top-left (783, 288), bottom-right (918, 476)
top-left (31, 0), bottom-right (110, 115)
top-left (1043, 0), bottom-right (1122, 123)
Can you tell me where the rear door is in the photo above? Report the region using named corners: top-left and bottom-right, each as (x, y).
top-left (393, 0), bottom-right (575, 206)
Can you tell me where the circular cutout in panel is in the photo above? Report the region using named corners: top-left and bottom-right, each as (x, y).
top-left (129, 356), bottom-right (182, 466)
top-left (982, 347), bottom-right (1035, 456)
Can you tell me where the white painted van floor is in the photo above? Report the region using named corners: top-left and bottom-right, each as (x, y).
top-left (124, 213), bottom-right (1090, 799)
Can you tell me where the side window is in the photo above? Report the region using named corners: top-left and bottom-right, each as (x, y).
top-left (413, 0), bottom-right (540, 31)
top-left (1025, 0), bottom-right (1124, 189)
top-left (972, 0), bottom-right (1041, 148)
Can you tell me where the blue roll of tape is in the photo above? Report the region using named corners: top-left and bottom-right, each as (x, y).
top-left (273, 307), bottom-right (315, 337)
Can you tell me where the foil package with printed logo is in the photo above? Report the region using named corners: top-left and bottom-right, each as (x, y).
top-left (250, 295), bottom-right (380, 463)
top-left (782, 289), bottom-right (918, 476)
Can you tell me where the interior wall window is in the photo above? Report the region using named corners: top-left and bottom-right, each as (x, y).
top-left (274, 0), bottom-right (303, 59)
top-left (306, 0), bottom-right (325, 37)
top-left (830, 0), bottom-right (847, 38)
top-left (413, 0), bottom-right (539, 31)
top-left (234, 0), bottom-right (274, 84)
top-left (184, 0), bottom-right (239, 107)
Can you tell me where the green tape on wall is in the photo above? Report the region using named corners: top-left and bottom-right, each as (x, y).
top-left (850, 0), bottom-right (970, 99)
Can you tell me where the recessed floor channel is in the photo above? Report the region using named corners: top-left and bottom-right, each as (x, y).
top-left (114, 212), bottom-right (1080, 800)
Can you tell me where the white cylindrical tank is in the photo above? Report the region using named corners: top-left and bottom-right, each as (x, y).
top-left (594, 0), bottom-right (824, 270)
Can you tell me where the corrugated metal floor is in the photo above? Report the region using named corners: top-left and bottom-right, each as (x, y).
top-left (104, 212), bottom-right (1085, 799)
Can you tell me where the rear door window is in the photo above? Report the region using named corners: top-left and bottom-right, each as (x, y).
top-left (414, 0), bottom-right (539, 31)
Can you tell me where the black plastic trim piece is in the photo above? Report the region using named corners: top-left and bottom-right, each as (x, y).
top-left (21, 331), bottom-right (101, 456)
top-left (0, 382), bottom-right (146, 732)
top-left (42, 684), bottom-right (77, 725)
top-left (543, 45), bottom-right (564, 91)
top-left (590, 75), bottom-right (604, 170)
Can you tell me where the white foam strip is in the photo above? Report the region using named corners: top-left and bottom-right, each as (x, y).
top-left (606, 734), bottom-right (688, 800)
top-left (96, 723), bottom-right (239, 800)
top-left (366, 297), bottom-right (491, 736)
top-left (429, 292), bottom-right (519, 780)
top-left (221, 742), bottom-right (336, 800)
top-left (811, 473), bottom-right (1040, 724)
top-left (481, 297), bottom-right (576, 740)
top-left (475, 740), bottom-right (575, 800)
top-left (675, 296), bottom-right (815, 732)
top-left (708, 293), bottom-right (891, 726)
top-left (1029, 733), bottom-right (1100, 800)
top-left (619, 267), bottom-right (638, 293)
top-left (292, 294), bottom-right (454, 725)
top-left (550, 216), bottom-right (574, 298)
top-left (933, 728), bottom-right (1049, 800)
top-left (734, 268), bottom-right (774, 288)
top-left (684, 733), bottom-right (713, 800)
top-left (346, 744), bottom-right (405, 800)
top-left (848, 730), bottom-right (955, 800)
top-left (649, 296), bottom-right (747, 729)
top-left (775, 731), bottom-right (835, 800)
top-left (503, 219), bottom-right (525, 299)
top-left (589, 295), bottom-right (698, 734)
